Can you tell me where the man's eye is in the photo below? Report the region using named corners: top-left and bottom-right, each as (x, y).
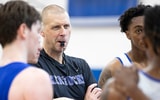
top-left (64, 25), bottom-right (70, 29)
top-left (52, 26), bottom-right (60, 30)
top-left (136, 29), bottom-right (143, 34)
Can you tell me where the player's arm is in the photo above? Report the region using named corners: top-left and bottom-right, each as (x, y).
top-left (24, 67), bottom-right (53, 100)
top-left (98, 58), bottom-right (122, 88)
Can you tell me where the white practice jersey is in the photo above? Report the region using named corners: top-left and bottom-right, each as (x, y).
top-left (138, 70), bottom-right (160, 100)
top-left (116, 53), bottom-right (132, 67)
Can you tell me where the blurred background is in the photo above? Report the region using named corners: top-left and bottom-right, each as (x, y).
top-left (0, 0), bottom-right (160, 81)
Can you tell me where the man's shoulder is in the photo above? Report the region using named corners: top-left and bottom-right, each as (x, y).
top-left (9, 65), bottom-right (50, 89)
top-left (9, 66), bottom-right (52, 100)
top-left (20, 66), bottom-right (49, 78)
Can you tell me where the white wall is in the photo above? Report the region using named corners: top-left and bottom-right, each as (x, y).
top-left (66, 26), bottom-right (130, 69)
top-left (139, 0), bottom-right (160, 6)
top-left (0, 0), bottom-right (160, 69)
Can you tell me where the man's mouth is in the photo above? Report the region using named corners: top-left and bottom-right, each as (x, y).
top-left (59, 41), bottom-right (65, 47)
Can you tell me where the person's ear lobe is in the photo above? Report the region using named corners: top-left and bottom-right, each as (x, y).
top-left (40, 30), bottom-right (44, 37)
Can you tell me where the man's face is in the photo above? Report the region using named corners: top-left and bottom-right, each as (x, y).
top-left (27, 21), bottom-right (42, 64)
top-left (42, 12), bottom-right (71, 53)
top-left (126, 16), bottom-right (145, 51)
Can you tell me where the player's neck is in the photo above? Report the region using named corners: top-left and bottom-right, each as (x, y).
top-left (129, 49), bottom-right (147, 62)
top-left (127, 50), bottom-right (147, 69)
top-left (0, 45), bottom-right (27, 66)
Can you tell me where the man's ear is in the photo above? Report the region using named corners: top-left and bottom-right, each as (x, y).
top-left (40, 25), bottom-right (45, 37)
top-left (17, 23), bottom-right (28, 39)
top-left (40, 30), bottom-right (45, 37)
top-left (125, 31), bottom-right (131, 40)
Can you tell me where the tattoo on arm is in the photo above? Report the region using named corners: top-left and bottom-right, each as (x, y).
top-left (99, 70), bottom-right (112, 88)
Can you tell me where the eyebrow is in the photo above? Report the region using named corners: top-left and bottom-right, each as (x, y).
top-left (134, 25), bottom-right (143, 29)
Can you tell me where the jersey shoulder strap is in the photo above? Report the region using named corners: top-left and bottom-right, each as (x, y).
top-left (116, 53), bottom-right (132, 67)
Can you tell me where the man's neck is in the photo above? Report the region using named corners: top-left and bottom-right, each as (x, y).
top-left (44, 48), bottom-right (64, 64)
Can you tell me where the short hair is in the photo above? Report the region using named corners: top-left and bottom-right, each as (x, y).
top-left (144, 5), bottom-right (160, 55)
top-left (41, 4), bottom-right (66, 25)
top-left (0, 0), bottom-right (41, 47)
top-left (119, 4), bottom-right (151, 32)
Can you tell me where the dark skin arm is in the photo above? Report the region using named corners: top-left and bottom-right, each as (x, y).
top-left (98, 68), bottom-right (112, 88)
top-left (98, 58), bottom-right (122, 88)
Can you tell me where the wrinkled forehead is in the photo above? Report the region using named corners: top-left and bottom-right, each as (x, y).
top-left (43, 12), bottom-right (70, 25)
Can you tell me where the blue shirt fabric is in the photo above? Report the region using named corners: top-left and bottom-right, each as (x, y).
top-left (0, 62), bottom-right (30, 100)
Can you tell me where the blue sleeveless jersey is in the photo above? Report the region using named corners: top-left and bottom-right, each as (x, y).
top-left (0, 62), bottom-right (30, 100)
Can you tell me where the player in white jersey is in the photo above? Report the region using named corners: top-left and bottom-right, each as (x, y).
top-left (116, 53), bottom-right (132, 66)
top-left (101, 5), bottom-right (160, 100)
top-left (98, 4), bottom-right (150, 88)
top-left (138, 70), bottom-right (160, 100)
